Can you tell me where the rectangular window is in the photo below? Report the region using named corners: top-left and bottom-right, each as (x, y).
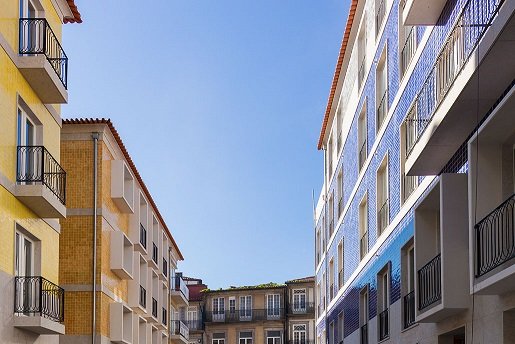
top-left (375, 0), bottom-right (386, 38)
top-left (378, 265), bottom-right (390, 340)
top-left (338, 311), bottom-right (344, 343)
top-left (338, 239), bottom-right (344, 289)
top-left (329, 259), bottom-right (335, 300)
top-left (336, 105), bottom-right (343, 153)
top-left (239, 331), bottom-right (253, 344)
top-left (213, 297), bottom-right (225, 321)
top-left (358, 101), bottom-right (368, 171)
top-left (377, 155), bottom-right (389, 236)
top-left (239, 295), bottom-right (252, 319)
top-left (293, 289), bottom-right (306, 313)
top-left (360, 285), bottom-right (369, 344)
top-left (358, 19), bottom-right (367, 89)
top-left (267, 330), bottom-right (282, 344)
top-left (229, 297), bottom-right (236, 314)
top-left (359, 194), bottom-right (369, 260)
top-left (329, 321), bottom-right (335, 344)
top-left (376, 45), bottom-right (388, 132)
top-left (316, 227), bottom-right (321, 265)
top-left (15, 230), bottom-right (34, 277)
top-left (293, 324), bottom-right (306, 344)
top-left (337, 171), bottom-right (344, 218)
top-left (328, 136), bottom-right (333, 178)
top-left (267, 294), bottom-right (281, 318)
top-left (213, 333), bottom-right (225, 344)
top-left (328, 192), bottom-right (334, 237)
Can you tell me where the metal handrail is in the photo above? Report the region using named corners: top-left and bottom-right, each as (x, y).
top-left (417, 254), bottom-right (441, 310)
top-left (359, 139), bottom-right (367, 171)
top-left (360, 231), bottom-right (368, 259)
top-left (19, 18), bottom-right (68, 88)
top-left (16, 145), bottom-right (66, 205)
top-left (14, 276), bottom-right (64, 322)
top-left (376, 89), bottom-right (388, 130)
top-left (403, 173), bottom-right (418, 202)
top-left (204, 308), bottom-right (285, 322)
top-left (378, 308), bottom-right (389, 340)
top-left (377, 198), bottom-right (389, 234)
top-left (288, 302), bottom-right (315, 314)
top-left (375, 0), bottom-right (386, 37)
top-left (171, 320), bottom-right (189, 339)
top-left (403, 291), bottom-right (415, 329)
top-left (173, 275), bottom-right (189, 300)
top-left (360, 323), bottom-right (368, 344)
top-left (400, 26), bottom-right (418, 77)
top-left (475, 193), bottom-right (515, 277)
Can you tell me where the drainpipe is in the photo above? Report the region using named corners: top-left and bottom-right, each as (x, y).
top-left (92, 132), bottom-right (99, 344)
top-left (322, 146), bottom-right (329, 344)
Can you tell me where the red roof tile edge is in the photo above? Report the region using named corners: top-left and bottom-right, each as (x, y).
top-left (62, 118), bottom-right (184, 260)
top-left (317, 0), bottom-right (359, 150)
top-left (63, 0), bottom-right (82, 23)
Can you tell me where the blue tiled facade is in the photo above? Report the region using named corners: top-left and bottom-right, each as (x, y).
top-left (314, 0), bottom-right (505, 339)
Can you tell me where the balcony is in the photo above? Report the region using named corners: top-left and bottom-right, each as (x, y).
top-left (376, 89), bottom-right (388, 131)
top-left (375, 0), bottom-right (386, 37)
top-left (360, 231), bottom-right (368, 259)
top-left (405, 0), bottom-right (514, 176)
top-left (13, 276), bottom-right (65, 335)
top-left (378, 308), bottom-right (389, 341)
top-left (17, 18), bottom-right (68, 103)
top-left (400, 26), bottom-right (418, 78)
top-left (171, 275), bottom-right (189, 306)
top-left (401, 0), bottom-right (447, 25)
top-left (110, 231), bottom-right (134, 280)
top-left (15, 146), bottom-right (66, 218)
top-left (287, 341), bottom-right (315, 344)
top-left (402, 173), bottom-right (419, 203)
top-left (403, 291), bottom-right (415, 329)
top-left (288, 302), bottom-right (315, 315)
top-left (377, 198), bottom-right (389, 235)
top-left (359, 139), bottom-right (367, 171)
top-left (360, 324), bottom-right (368, 344)
top-left (110, 302), bottom-right (133, 344)
top-left (414, 174), bottom-right (469, 322)
top-left (185, 319), bottom-right (203, 331)
top-left (204, 308), bottom-right (285, 323)
top-left (171, 320), bottom-right (189, 343)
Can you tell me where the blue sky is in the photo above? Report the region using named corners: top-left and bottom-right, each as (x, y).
top-left (63, 0), bottom-right (349, 289)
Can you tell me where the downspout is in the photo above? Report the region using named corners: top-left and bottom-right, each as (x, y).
top-left (322, 146), bottom-right (329, 344)
top-left (284, 286), bottom-right (287, 344)
top-left (92, 132), bottom-right (99, 344)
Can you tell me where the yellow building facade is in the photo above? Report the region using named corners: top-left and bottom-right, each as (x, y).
top-left (60, 118), bottom-right (185, 344)
top-left (0, 0), bottom-right (80, 342)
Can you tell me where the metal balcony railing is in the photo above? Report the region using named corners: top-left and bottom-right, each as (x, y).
top-left (378, 308), bottom-right (389, 340)
top-left (375, 0), bottom-right (386, 37)
top-left (377, 198), bottom-right (389, 234)
top-left (19, 18), bottom-right (68, 88)
top-left (14, 276), bottom-right (64, 323)
top-left (204, 308), bottom-right (285, 322)
top-left (360, 231), bottom-right (368, 259)
top-left (173, 275), bottom-right (189, 300)
top-left (139, 285), bottom-right (146, 308)
top-left (358, 57), bottom-right (366, 90)
top-left (152, 297), bottom-right (157, 318)
top-left (405, 0), bottom-right (505, 158)
top-left (171, 320), bottom-right (189, 339)
top-left (139, 224), bottom-right (147, 249)
top-left (184, 319), bottom-right (204, 331)
top-left (287, 341), bottom-right (315, 344)
top-left (152, 242), bottom-right (158, 264)
top-left (400, 26), bottom-right (418, 77)
top-left (162, 307), bottom-right (167, 325)
top-left (288, 302), bottom-right (315, 314)
top-left (376, 89), bottom-right (388, 131)
top-left (403, 291), bottom-right (415, 329)
top-left (403, 173), bottom-right (419, 202)
top-left (359, 139), bottom-right (367, 171)
top-left (16, 146), bottom-right (66, 205)
top-left (475, 193), bottom-right (515, 277)
top-left (360, 323), bottom-right (368, 344)
top-left (418, 254), bottom-right (441, 310)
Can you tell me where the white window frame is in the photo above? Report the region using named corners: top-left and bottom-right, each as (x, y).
top-left (239, 295), bottom-right (252, 319)
top-left (267, 294), bottom-right (281, 318)
top-left (293, 324), bottom-right (307, 344)
top-left (292, 289), bottom-right (306, 313)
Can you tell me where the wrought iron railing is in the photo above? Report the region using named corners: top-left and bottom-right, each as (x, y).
top-left (405, 0), bottom-right (504, 158)
top-left (163, 258), bottom-right (168, 277)
top-left (139, 285), bottom-right (146, 308)
top-left (418, 254), bottom-right (441, 310)
top-left (360, 323), bottom-right (368, 344)
top-left (377, 198), bottom-right (389, 234)
top-left (162, 307), bottom-right (167, 325)
top-left (171, 320), bottom-right (189, 339)
top-left (378, 308), bottom-right (389, 340)
top-left (14, 276), bottom-right (64, 323)
top-left (139, 224), bottom-right (147, 249)
top-left (204, 308), bottom-right (285, 322)
top-left (19, 18), bottom-right (68, 88)
top-left (185, 319), bottom-right (204, 331)
top-left (376, 89), bottom-right (388, 131)
top-left (403, 173), bottom-right (419, 202)
top-left (359, 139), bottom-right (367, 171)
top-left (287, 341), bottom-right (315, 344)
top-left (288, 302), bottom-right (315, 315)
top-left (403, 291), bottom-right (415, 329)
top-left (16, 146), bottom-right (66, 205)
top-left (360, 231), bottom-right (368, 259)
top-left (152, 297), bottom-right (157, 318)
top-left (173, 275), bottom-right (189, 300)
top-left (400, 26), bottom-right (417, 77)
top-left (375, 0), bottom-right (386, 37)
top-left (475, 193), bottom-right (515, 277)
top-left (152, 242), bottom-right (158, 264)
top-left (358, 57), bottom-right (366, 90)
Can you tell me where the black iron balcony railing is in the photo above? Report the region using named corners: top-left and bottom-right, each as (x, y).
top-left (185, 319), bottom-right (204, 331)
top-left (403, 174), bottom-right (419, 202)
top-left (360, 323), bottom-right (368, 344)
top-left (358, 56), bottom-right (366, 90)
top-left (400, 26), bottom-right (417, 77)
top-left (173, 275), bottom-right (189, 300)
top-left (338, 196), bottom-right (343, 218)
top-left (171, 320), bottom-right (189, 339)
top-left (152, 243), bottom-right (158, 264)
top-left (360, 231), bottom-right (368, 259)
top-left (163, 258), bottom-right (168, 277)
top-left (377, 198), bottom-right (389, 235)
top-left (378, 308), bottom-right (389, 340)
top-left (359, 139), bottom-right (367, 171)
top-left (404, 106), bottom-right (430, 157)
top-left (375, 0), bottom-right (386, 37)
top-left (162, 307), bottom-right (167, 325)
top-left (14, 276), bottom-right (64, 323)
top-left (405, 0), bottom-right (504, 158)
top-left (403, 291), bottom-right (415, 329)
top-left (475, 193), bottom-right (515, 277)
top-left (19, 18), bottom-right (68, 88)
top-left (16, 146), bottom-right (66, 205)
top-left (288, 302), bottom-right (315, 314)
top-left (376, 89), bottom-right (388, 131)
top-left (139, 224), bottom-right (147, 249)
top-left (139, 285), bottom-right (146, 308)
top-left (204, 308), bottom-right (285, 322)
top-left (287, 341), bottom-right (315, 344)
top-left (418, 254), bottom-right (441, 310)
top-left (152, 297), bottom-right (157, 318)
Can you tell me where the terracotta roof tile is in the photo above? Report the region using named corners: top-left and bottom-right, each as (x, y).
top-left (62, 118), bottom-right (184, 260)
top-left (63, 0), bottom-right (82, 23)
top-left (285, 276), bottom-right (315, 284)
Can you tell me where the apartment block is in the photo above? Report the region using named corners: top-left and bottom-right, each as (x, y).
top-left (59, 118), bottom-right (185, 344)
top-left (315, 0), bottom-right (515, 343)
top-left (0, 0), bottom-right (80, 343)
top-left (184, 277), bottom-right (208, 344)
